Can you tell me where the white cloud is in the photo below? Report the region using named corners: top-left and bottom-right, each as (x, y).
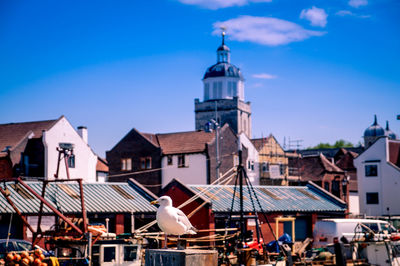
top-left (178, 0), bottom-right (272, 9)
top-left (336, 10), bottom-right (354, 16)
top-left (252, 73), bottom-right (277, 79)
top-left (336, 10), bottom-right (371, 18)
top-left (300, 6), bottom-right (328, 27)
top-left (348, 0), bottom-right (368, 8)
top-left (213, 16), bottom-right (326, 46)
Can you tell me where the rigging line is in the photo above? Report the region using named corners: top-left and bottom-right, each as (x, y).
top-left (244, 172), bottom-right (265, 244)
top-left (135, 171), bottom-right (236, 233)
top-left (243, 169), bottom-right (282, 252)
top-left (142, 170), bottom-right (235, 188)
top-left (135, 167), bottom-right (236, 233)
top-left (187, 174), bottom-right (234, 219)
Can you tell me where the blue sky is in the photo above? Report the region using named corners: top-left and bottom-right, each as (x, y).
top-left (1, 0), bottom-right (399, 157)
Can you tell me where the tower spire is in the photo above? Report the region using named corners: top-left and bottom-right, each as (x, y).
top-left (373, 114), bottom-right (377, 125)
top-left (221, 27), bottom-right (226, 46)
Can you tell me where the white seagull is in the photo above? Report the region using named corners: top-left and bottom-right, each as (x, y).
top-left (151, 196), bottom-right (197, 248)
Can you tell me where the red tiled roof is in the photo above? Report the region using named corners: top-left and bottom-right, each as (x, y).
top-left (156, 131), bottom-right (214, 155)
top-left (0, 119), bottom-right (58, 152)
top-left (388, 140), bottom-right (400, 168)
top-left (96, 157), bottom-right (109, 172)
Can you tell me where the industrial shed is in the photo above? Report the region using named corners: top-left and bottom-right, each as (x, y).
top-left (161, 179), bottom-right (347, 243)
top-left (0, 178), bottom-right (157, 240)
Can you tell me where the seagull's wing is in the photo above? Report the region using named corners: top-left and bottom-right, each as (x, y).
top-left (175, 208), bottom-right (198, 234)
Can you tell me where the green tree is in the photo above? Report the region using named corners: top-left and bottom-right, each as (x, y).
top-left (308, 139), bottom-right (354, 149)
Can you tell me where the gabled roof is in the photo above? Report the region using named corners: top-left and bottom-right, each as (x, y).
top-left (0, 118), bottom-right (59, 152)
top-left (251, 138), bottom-right (268, 151)
top-left (186, 182), bottom-right (346, 213)
top-left (0, 181), bottom-right (157, 214)
top-left (157, 130), bottom-right (214, 155)
top-left (319, 154), bottom-right (344, 173)
top-left (293, 153), bottom-right (344, 182)
top-left (141, 133), bottom-right (160, 147)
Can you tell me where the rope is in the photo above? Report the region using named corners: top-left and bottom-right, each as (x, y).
top-left (244, 175), bottom-right (265, 244)
top-left (135, 167), bottom-right (236, 233)
top-left (242, 170), bottom-right (282, 254)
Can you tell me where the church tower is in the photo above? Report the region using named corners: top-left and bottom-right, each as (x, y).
top-left (194, 31), bottom-right (252, 137)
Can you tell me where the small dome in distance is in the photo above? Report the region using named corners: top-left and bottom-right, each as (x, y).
top-left (385, 120), bottom-right (398, 140)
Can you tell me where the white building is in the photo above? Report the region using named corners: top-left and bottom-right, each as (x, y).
top-left (354, 136), bottom-right (400, 216)
top-left (239, 133), bottom-right (260, 185)
top-left (0, 116), bottom-right (99, 182)
top-left (159, 130), bottom-right (213, 187)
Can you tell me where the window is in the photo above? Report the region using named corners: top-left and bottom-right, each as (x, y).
top-left (178, 155), bottom-right (186, 168)
top-left (324, 182), bottom-right (330, 192)
top-left (228, 82), bottom-right (232, 96)
top-left (68, 155), bottom-right (75, 168)
top-left (103, 246), bottom-right (116, 262)
top-left (140, 157), bottom-right (151, 169)
top-left (365, 165), bottom-right (378, 177)
top-left (167, 155), bottom-right (173, 165)
top-left (331, 180), bottom-right (340, 198)
top-left (262, 163), bottom-right (269, 173)
top-left (213, 82), bottom-right (217, 98)
top-left (124, 246), bottom-right (138, 261)
top-left (247, 160), bottom-right (254, 171)
top-left (279, 164), bottom-right (285, 175)
top-left (204, 83), bottom-right (209, 100)
top-left (366, 192), bottom-right (379, 204)
top-left (217, 82), bottom-right (222, 98)
top-left (121, 158), bottom-right (132, 171)
top-left (362, 223), bottom-right (379, 233)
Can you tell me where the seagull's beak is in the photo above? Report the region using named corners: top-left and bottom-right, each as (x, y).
top-left (150, 200), bottom-right (159, 205)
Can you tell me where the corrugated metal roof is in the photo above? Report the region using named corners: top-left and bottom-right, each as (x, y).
top-left (0, 182), bottom-right (157, 214)
top-left (188, 184), bottom-right (346, 213)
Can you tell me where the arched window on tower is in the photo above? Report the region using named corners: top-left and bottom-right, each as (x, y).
top-left (204, 83), bottom-right (210, 100)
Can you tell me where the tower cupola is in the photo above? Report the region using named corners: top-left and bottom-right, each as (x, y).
top-left (202, 30), bottom-right (244, 102)
top-left (217, 31), bottom-right (230, 63)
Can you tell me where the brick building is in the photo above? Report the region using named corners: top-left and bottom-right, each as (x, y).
top-left (107, 125), bottom-right (247, 194)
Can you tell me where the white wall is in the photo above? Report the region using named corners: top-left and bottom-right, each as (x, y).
top-left (239, 133), bottom-right (259, 185)
top-left (349, 192), bottom-right (360, 216)
top-left (161, 153), bottom-right (208, 187)
top-left (354, 137), bottom-right (400, 216)
top-left (43, 117), bottom-right (98, 182)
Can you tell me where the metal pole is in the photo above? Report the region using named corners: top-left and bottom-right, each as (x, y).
top-left (238, 139), bottom-right (245, 245)
top-left (78, 179), bottom-right (88, 233)
top-left (214, 102), bottom-right (220, 183)
top-left (215, 123), bottom-right (220, 183)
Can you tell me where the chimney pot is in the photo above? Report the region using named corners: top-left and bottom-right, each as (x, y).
top-left (77, 126), bottom-right (88, 143)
